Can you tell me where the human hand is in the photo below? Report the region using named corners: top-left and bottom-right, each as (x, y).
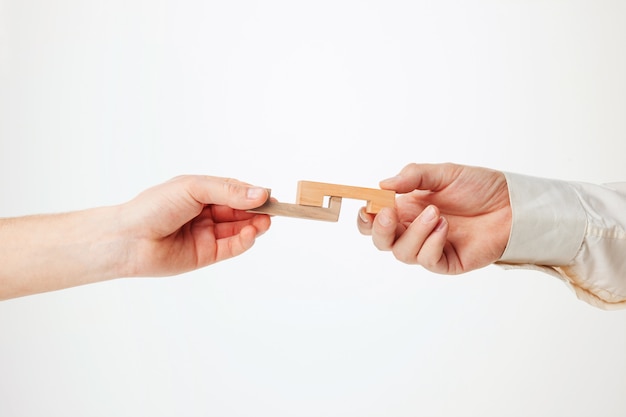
top-left (119, 175), bottom-right (271, 277)
top-left (357, 163), bottom-right (511, 274)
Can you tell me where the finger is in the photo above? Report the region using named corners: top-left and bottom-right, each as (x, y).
top-left (251, 213), bottom-right (272, 236)
top-left (177, 175), bottom-right (269, 210)
top-left (214, 225), bottom-right (259, 263)
top-left (391, 205), bottom-right (441, 264)
top-left (415, 217), bottom-right (452, 273)
top-left (191, 216), bottom-right (270, 266)
top-left (209, 195), bottom-right (281, 222)
top-left (211, 215), bottom-right (271, 240)
top-left (210, 205), bottom-right (261, 222)
top-left (192, 206), bottom-right (262, 230)
top-left (379, 163), bottom-right (463, 194)
top-left (356, 207), bottom-right (375, 235)
top-left (371, 207), bottom-right (401, 251)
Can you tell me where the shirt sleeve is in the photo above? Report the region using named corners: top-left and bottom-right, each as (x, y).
top-left (496, 172), bottom-right (626, 310)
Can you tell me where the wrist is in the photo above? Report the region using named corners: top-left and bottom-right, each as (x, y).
top-left (101, 203), bottom-right (137, 279)
top-left (59, 204), bottom-right (134, 284)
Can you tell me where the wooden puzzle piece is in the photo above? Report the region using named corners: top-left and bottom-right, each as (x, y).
top-left (297, 181), bottom-right (395, 214)
top-left (248, 181), bottom-right (395, 222)
top-left (248, 192), bottom-right (342, 221)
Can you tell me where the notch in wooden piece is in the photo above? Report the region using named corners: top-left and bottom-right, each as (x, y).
top-left (296, 181), bottom-right (395, 213)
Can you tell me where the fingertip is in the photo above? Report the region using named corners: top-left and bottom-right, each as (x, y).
top-left (239, 225), bottom-right (258, 249)
top-left (230, 184), bottom-right (268, 210)
top-left (358, 207), bottom-right (373, 224)
top-left (416, 217), bottom-right (450, 273)
top-left (357, 207), bottom-right (373, 235)
top-left (375, 207), bottom-right (394, 228)
top-left (379, 175), bottom-right (401, 189)
top-left (246, 187), bottom-right (268, 202)
top-left (419, 205), bottom-right (439, 224)
top-left (435, 216), bottom-right (448, 232)
top-left (253, 213), bottom-right (271, 235)
top-left (371, 207), bottom-right (399, 251)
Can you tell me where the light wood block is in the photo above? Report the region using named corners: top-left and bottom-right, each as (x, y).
top-left (296, 181), bottom-right (395, 213)
top-left (248, 191), bottom-right (342, 222)
top-left (248, 181), bottom-right (396, 221)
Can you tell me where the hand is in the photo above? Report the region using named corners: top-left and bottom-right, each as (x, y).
top-left (0, 175), bottom-right (271, 300)
top-left (119, 175), bottom-right (271, 277)
top-left (357, 163), bottom-right (511, 274)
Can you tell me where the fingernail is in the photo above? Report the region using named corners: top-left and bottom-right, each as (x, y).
top-left (358, 208), bottom-right (369, 223)
top-left (435, 216), bottom-right (447, 231)
top-left (246, 187), bottom-right (266, 200)
top-left (378, 210), bottom-right (392, 226)
top-left (420, 206), bottom-right (437, 224)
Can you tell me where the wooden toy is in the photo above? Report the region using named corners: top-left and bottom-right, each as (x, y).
top-left (248, 181), bottom-right (395, 222)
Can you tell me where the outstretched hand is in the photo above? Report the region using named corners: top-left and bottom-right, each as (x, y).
top-left (0, 175), bottom-right (271, 300)
top-left (357, 163), bottom-right (511, 274)
top-left (119, 175), bottom-right (271, 277)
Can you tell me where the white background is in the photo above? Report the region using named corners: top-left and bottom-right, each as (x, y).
top-left (1, 1), bottom-right (626, 416)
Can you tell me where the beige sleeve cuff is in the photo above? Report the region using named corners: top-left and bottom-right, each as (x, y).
top-left (498, 172), bottom-right (586, 266)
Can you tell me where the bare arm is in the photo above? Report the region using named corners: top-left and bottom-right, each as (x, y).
top-left (0, 175), bottom-right (271, 300)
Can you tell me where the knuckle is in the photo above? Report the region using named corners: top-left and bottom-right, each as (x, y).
top-left (169, 174), bottom-right (192, 183)
top-left (221, 177), bottom-right (237, 184)
top-left (221, 178), bottom-right (243, 196)
top-left (402, 163), bottom-right (419, 174)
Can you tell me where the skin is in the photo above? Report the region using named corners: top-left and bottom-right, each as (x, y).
top-left (0, 175), bottom-right (271, 300)
top-left (0, 164), bottom-right (512, 299)
top-left (357, 163), bottom-right (512, 275)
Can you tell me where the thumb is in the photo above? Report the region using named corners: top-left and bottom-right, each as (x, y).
top-left (181, 176), bottom-right (269, 210)
top-left (379, 163), bottom-right (462, 194)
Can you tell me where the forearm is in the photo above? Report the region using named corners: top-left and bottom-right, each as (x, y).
top-left (0, 206), bottom-right (129, 300)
